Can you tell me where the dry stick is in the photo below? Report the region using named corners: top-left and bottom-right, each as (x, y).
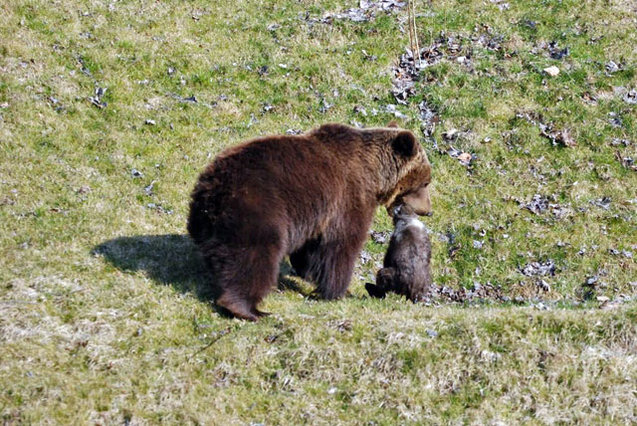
top-left (190, 326), bottom-right (234, 359)
top-left (411, 0), bottom-right (421, 68)
top-left (407, 0), bottom-right (416, 65)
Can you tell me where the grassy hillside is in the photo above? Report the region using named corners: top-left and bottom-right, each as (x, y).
top-left (1, 0), bottom-right (635, 423)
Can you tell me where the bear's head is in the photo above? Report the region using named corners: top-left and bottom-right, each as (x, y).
top-left (381, 127), bottom-right (432, 217)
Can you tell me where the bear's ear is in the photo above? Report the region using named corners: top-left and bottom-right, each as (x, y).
top-left (391, 131), bottom-right (417, 157)
top-left (387, 121), bottom-right (399, 128)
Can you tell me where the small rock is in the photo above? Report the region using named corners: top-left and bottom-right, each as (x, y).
top-left (605, 61), bottom-right (620, 73)
top-left (144, 181), bottom-right (155, 196)
top-left (131, 168), bottom-right (143, 178)
top-left (585, 276), bottom-right (599, 286)
top-left (145, 119), bottom-right (156, 125)
top-left (543, 66), bottom-right (560, 77)
top-left (608, 112), bottom-right (623, 127)
top-left (623, 89), bottom-right (637, 105)
top-left (591, 197), bottom-right (611, 210)
top-left (480, 350), bottom-right (501, 362)
top-left (426, 329), bottom-right (438, 338)
top-left (596, 296), bottom-right (610, 302)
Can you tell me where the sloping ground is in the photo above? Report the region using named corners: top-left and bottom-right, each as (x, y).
top-left (0, 0), bottom-right (635, 423)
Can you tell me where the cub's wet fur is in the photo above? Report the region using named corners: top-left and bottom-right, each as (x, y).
top-left (366, 205), bottom-right (432, 302)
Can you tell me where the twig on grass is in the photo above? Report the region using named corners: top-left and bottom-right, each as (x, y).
top-left (190, 326), bottom-right (235, 359)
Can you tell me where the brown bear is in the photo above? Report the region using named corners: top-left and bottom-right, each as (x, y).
top-left (187, 123), bottom-right (431, 320)
top-left (365, 204), bottom-right (433, 302)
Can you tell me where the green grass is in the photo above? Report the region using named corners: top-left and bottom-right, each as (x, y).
top-left (1, 0), bottom-right (636, 423)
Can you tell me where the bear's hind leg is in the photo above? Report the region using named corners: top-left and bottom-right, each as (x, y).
top-left (210, 244), bottom-right (282, 321)
top-left (216, 291), bottom-right (259, 321)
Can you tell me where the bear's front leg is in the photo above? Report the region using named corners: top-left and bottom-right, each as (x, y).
top-left (313, 239), bottom-right (359, 299)
top-left (314, 224), bottom-right (371, 300)
top-left (305, 209), bottom-right (373, 300)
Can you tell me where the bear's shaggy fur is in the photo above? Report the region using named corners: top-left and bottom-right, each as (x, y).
top-left (365, 204), bottom-right (433, 302)
top-left (188, 123), bottom-right (431, 320)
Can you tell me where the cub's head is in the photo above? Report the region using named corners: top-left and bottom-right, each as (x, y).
top-left (382, 126), bottom-right (432, 217)
top-left (391, 203), bottom-right (417, 225)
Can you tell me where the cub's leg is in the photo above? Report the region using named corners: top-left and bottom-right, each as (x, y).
top-left (366, 267), bottom-right (397, 299)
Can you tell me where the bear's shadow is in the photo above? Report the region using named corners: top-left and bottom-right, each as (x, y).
top-left (92, 234), bottom-right (305, 305)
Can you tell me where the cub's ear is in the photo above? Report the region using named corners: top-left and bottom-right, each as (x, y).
top-left (387, 121), bottom-right (399, 128)
top-left (391, 131), bottom-right (417, 157)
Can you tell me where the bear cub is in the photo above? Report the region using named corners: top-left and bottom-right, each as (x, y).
top-left (366, 204), bottom-right (432, 302)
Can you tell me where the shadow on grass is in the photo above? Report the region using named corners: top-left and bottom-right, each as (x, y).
top-left (93, 234), bottom-right (309, 304)
top-left (93, 234), bottom-right (215, 299)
